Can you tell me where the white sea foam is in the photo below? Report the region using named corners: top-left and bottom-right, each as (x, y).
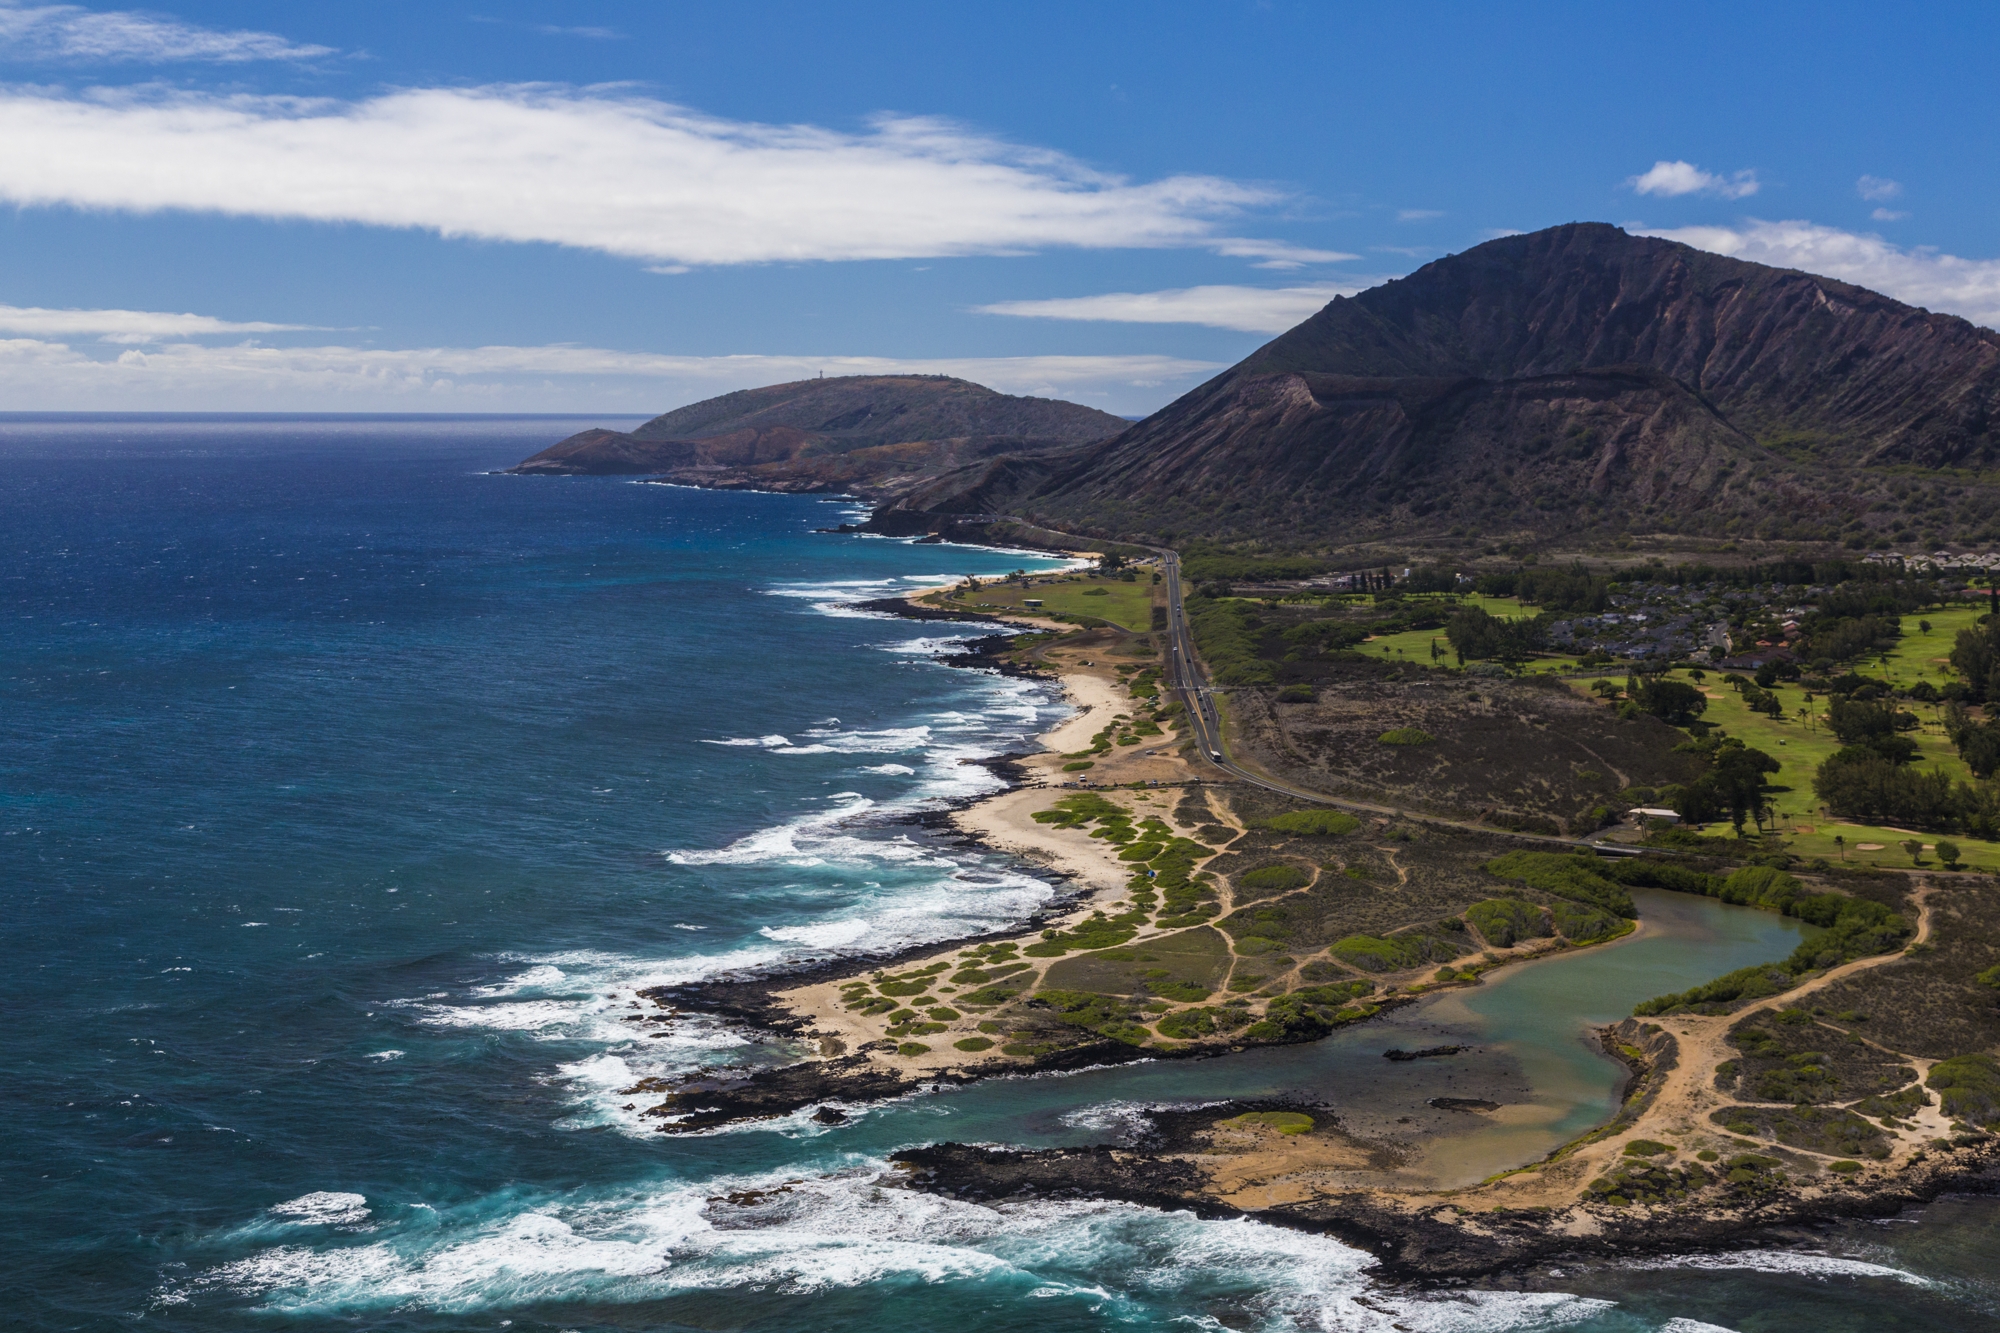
top-left (365, 1050), bottom-right (404, 1061)
top-left (1622, 1250), bottom-right (1929, 1285)
top-left (267, 1192), bottom-right (371, 1228)
top-left (760, 919), bottom-right (872, 948)
top-left (860, 763), bottom-right (915, 775)
top-left (1658, 1320), bottom-right (1740, 1333)
top-left (701, 734), bottom-right (793, 748)
top-left (183, 1166), bottom-right (1616, 1329)
top-left (1056, 1100), bottom-right (1221, 1138)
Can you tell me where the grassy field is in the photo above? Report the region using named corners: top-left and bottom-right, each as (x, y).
top-left (1356, 594), bottom-right (1535, 664)
top-left (1561, 618), bottom-right (2000, 868)
top-left (934, 573), bottom-right (1159, 631)
top-left (1865, 602), bottom-right (1985, 690)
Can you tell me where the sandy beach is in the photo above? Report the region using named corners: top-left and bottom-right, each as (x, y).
top-left (769, 599), bottom-right (1224, 1075)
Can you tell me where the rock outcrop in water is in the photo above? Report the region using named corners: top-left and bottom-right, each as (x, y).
top-left (869, 223), bottom-right (2000, 548)
top-left (506, 375), bottom-right (1126, 499)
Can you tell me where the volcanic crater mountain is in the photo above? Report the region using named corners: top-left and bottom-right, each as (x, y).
top-left (508, 374), bottom-right (1127, 498)
top-left (876, 223), bottom-right (2000, 550)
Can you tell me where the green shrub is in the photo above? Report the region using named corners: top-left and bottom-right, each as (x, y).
top-left (957, 983), bottom-right (1028, 1008)
top-left (1485, 851), bottom-right (1635, 916)
top-left (1185, 595), bottom-right (1275, 686)
top-left (1550, 900), bottom-right (1623, 943)
top-left (1464, 897), bottom-right (1548, 948)
top-left (1379, 727), bottom-right (1435, 745)
top-left (1243, 988), bottom-right (1379, 1041)
top-left (1154, 1005), bottom-right (1253, 1040)
top-left (1622, 1139), bottom-right (1673, 1157)
top-left (1257, 809), bottom-right (1362, 836)
top-left (1239, 864), bottom-right (1311, 894)
top-left (1828, 1159), bottom-right (1862, 1174)
top-left (1929, 1053), bottom-right (2000, 1127)
top-left (952, 1036), bottom-right (995, 1052)
top-left (1035, 989), bottom-right (1155, 1045)
top-left (896, 1042), bottom-right (931, 1056)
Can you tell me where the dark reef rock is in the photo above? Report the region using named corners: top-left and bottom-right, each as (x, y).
top-left (891, 1101), bottom-right (2000, 1280)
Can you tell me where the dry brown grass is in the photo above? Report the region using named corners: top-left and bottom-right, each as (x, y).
top-left (1231, 661), bottom-right (1700, 831)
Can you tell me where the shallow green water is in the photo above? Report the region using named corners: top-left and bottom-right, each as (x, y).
top-left (852, 884), bottom-right (1820, 1186)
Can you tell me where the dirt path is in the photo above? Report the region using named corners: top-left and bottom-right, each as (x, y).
top-left (1572, 741), bottom-right (1630, 792)
top-left (1613, 883), bottom-right (1935, 1170)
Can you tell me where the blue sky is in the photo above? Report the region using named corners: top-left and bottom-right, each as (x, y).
top-left (2, 0), bottom-right (1997, 414)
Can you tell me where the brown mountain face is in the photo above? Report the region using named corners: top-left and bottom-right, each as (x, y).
top-left (506, 375), bottom-right (1127, 498)
top-left (877, 224), bottom-right (2000, 550)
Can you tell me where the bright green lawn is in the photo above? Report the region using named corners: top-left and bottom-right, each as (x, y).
top-left (940, 575), bottom-right (1157, 632)
top-left (1864, 604), bottom-right (1985, 691)
top-left (1786, 821), bottom-right (2000, 874)
top-left (1563, 656), bottom-right (2000, 868)
top-left (1357, 595), bottom-right (1536, 663)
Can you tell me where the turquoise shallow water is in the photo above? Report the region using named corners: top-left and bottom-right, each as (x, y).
top-left (5, 417), bottom-right (1997, 1333)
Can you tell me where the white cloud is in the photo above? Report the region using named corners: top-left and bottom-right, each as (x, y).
top-left (1871, 207), bottom-right (1909, 222)
top-left (1647, 218), bottom-right (2000, 327)
top-left (977, 282), bottom-right (1367, 334)
top-left (0, 302), bottom-right (320, 342)
top-left (1204, 237), bottom-right (1357, 269)
top-left (0, 85), bottom-right (1312, 268)
top-left (1856, 174), bottom-right (1902, 202)
top-left (1627, 160), bottom-right (1760, 200)
top-left (0, 336), bottom-right (1224, 413)
top-left (469, 15), bottom-right (622, 39)
top-left (0, 2), bottom-right (332, 62)
top-left (1396, 209), bottom-right (1444, 222)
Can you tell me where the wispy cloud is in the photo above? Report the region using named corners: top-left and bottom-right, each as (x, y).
top-left (0, 85), bottom-right (1321, 269)
top-left (978, 282), bottom-right (1367, 334)
top-left (0, 302), bottom-right (321, 341)
top-left (1627, 159), bottom-right (1760, 200)
top-left (0, 336), bottom-right (1223, 413)
top-left (1648, 218), bottom-right (2000, 327)
top-left (1395, 209), bottom-right (1443, 222)
top-left (1856, 174), bottom-right (1902, 202)
top-left (469, 15), bottom-right (622, 40)
top-left (0, 2), bottom-right (331, 63)
top-left (1205, 237), bottom-right (1357, 269)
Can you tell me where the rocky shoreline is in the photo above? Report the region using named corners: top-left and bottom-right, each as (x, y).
top-left (629, 583), bottom-right (2000, 1281)
top-left (889, 1096), bottom-right (2000, 1281)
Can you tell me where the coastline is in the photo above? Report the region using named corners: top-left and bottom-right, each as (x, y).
top-left (641, 577), bottom-right (2000, 1279)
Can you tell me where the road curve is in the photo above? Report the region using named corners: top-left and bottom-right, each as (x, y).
top-left (937, 513), bottom-right (1652, 856)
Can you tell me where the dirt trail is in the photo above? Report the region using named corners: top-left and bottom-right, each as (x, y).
top-left (1572, 741), bottom-right (1630, 792)
top-left (1607, 883), bottom-right (1936, 1174)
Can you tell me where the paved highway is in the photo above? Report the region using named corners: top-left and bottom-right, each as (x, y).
top-left (1146, 547), bottom-right (1645, 856)
top-left (943, 515), bottom-right (1641, 855)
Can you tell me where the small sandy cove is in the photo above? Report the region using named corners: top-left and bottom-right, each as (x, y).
top-left (773, 623), bottom-right (1201, 1073)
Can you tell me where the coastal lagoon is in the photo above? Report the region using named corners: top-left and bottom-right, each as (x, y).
top-left (7, 417), bottom-right (1997, 1331)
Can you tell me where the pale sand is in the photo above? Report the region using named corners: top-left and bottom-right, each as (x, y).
top-left (768, 637), bottom-right (1207, 1077)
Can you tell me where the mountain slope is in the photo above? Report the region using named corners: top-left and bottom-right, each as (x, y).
top-left (507, 375), bottom-right (1126, 498)
top-left (876, 224), bottom-right (2000, 550)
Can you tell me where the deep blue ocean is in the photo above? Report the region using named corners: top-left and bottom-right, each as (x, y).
top-left (6, 417), bottom-right (1998, 1333)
